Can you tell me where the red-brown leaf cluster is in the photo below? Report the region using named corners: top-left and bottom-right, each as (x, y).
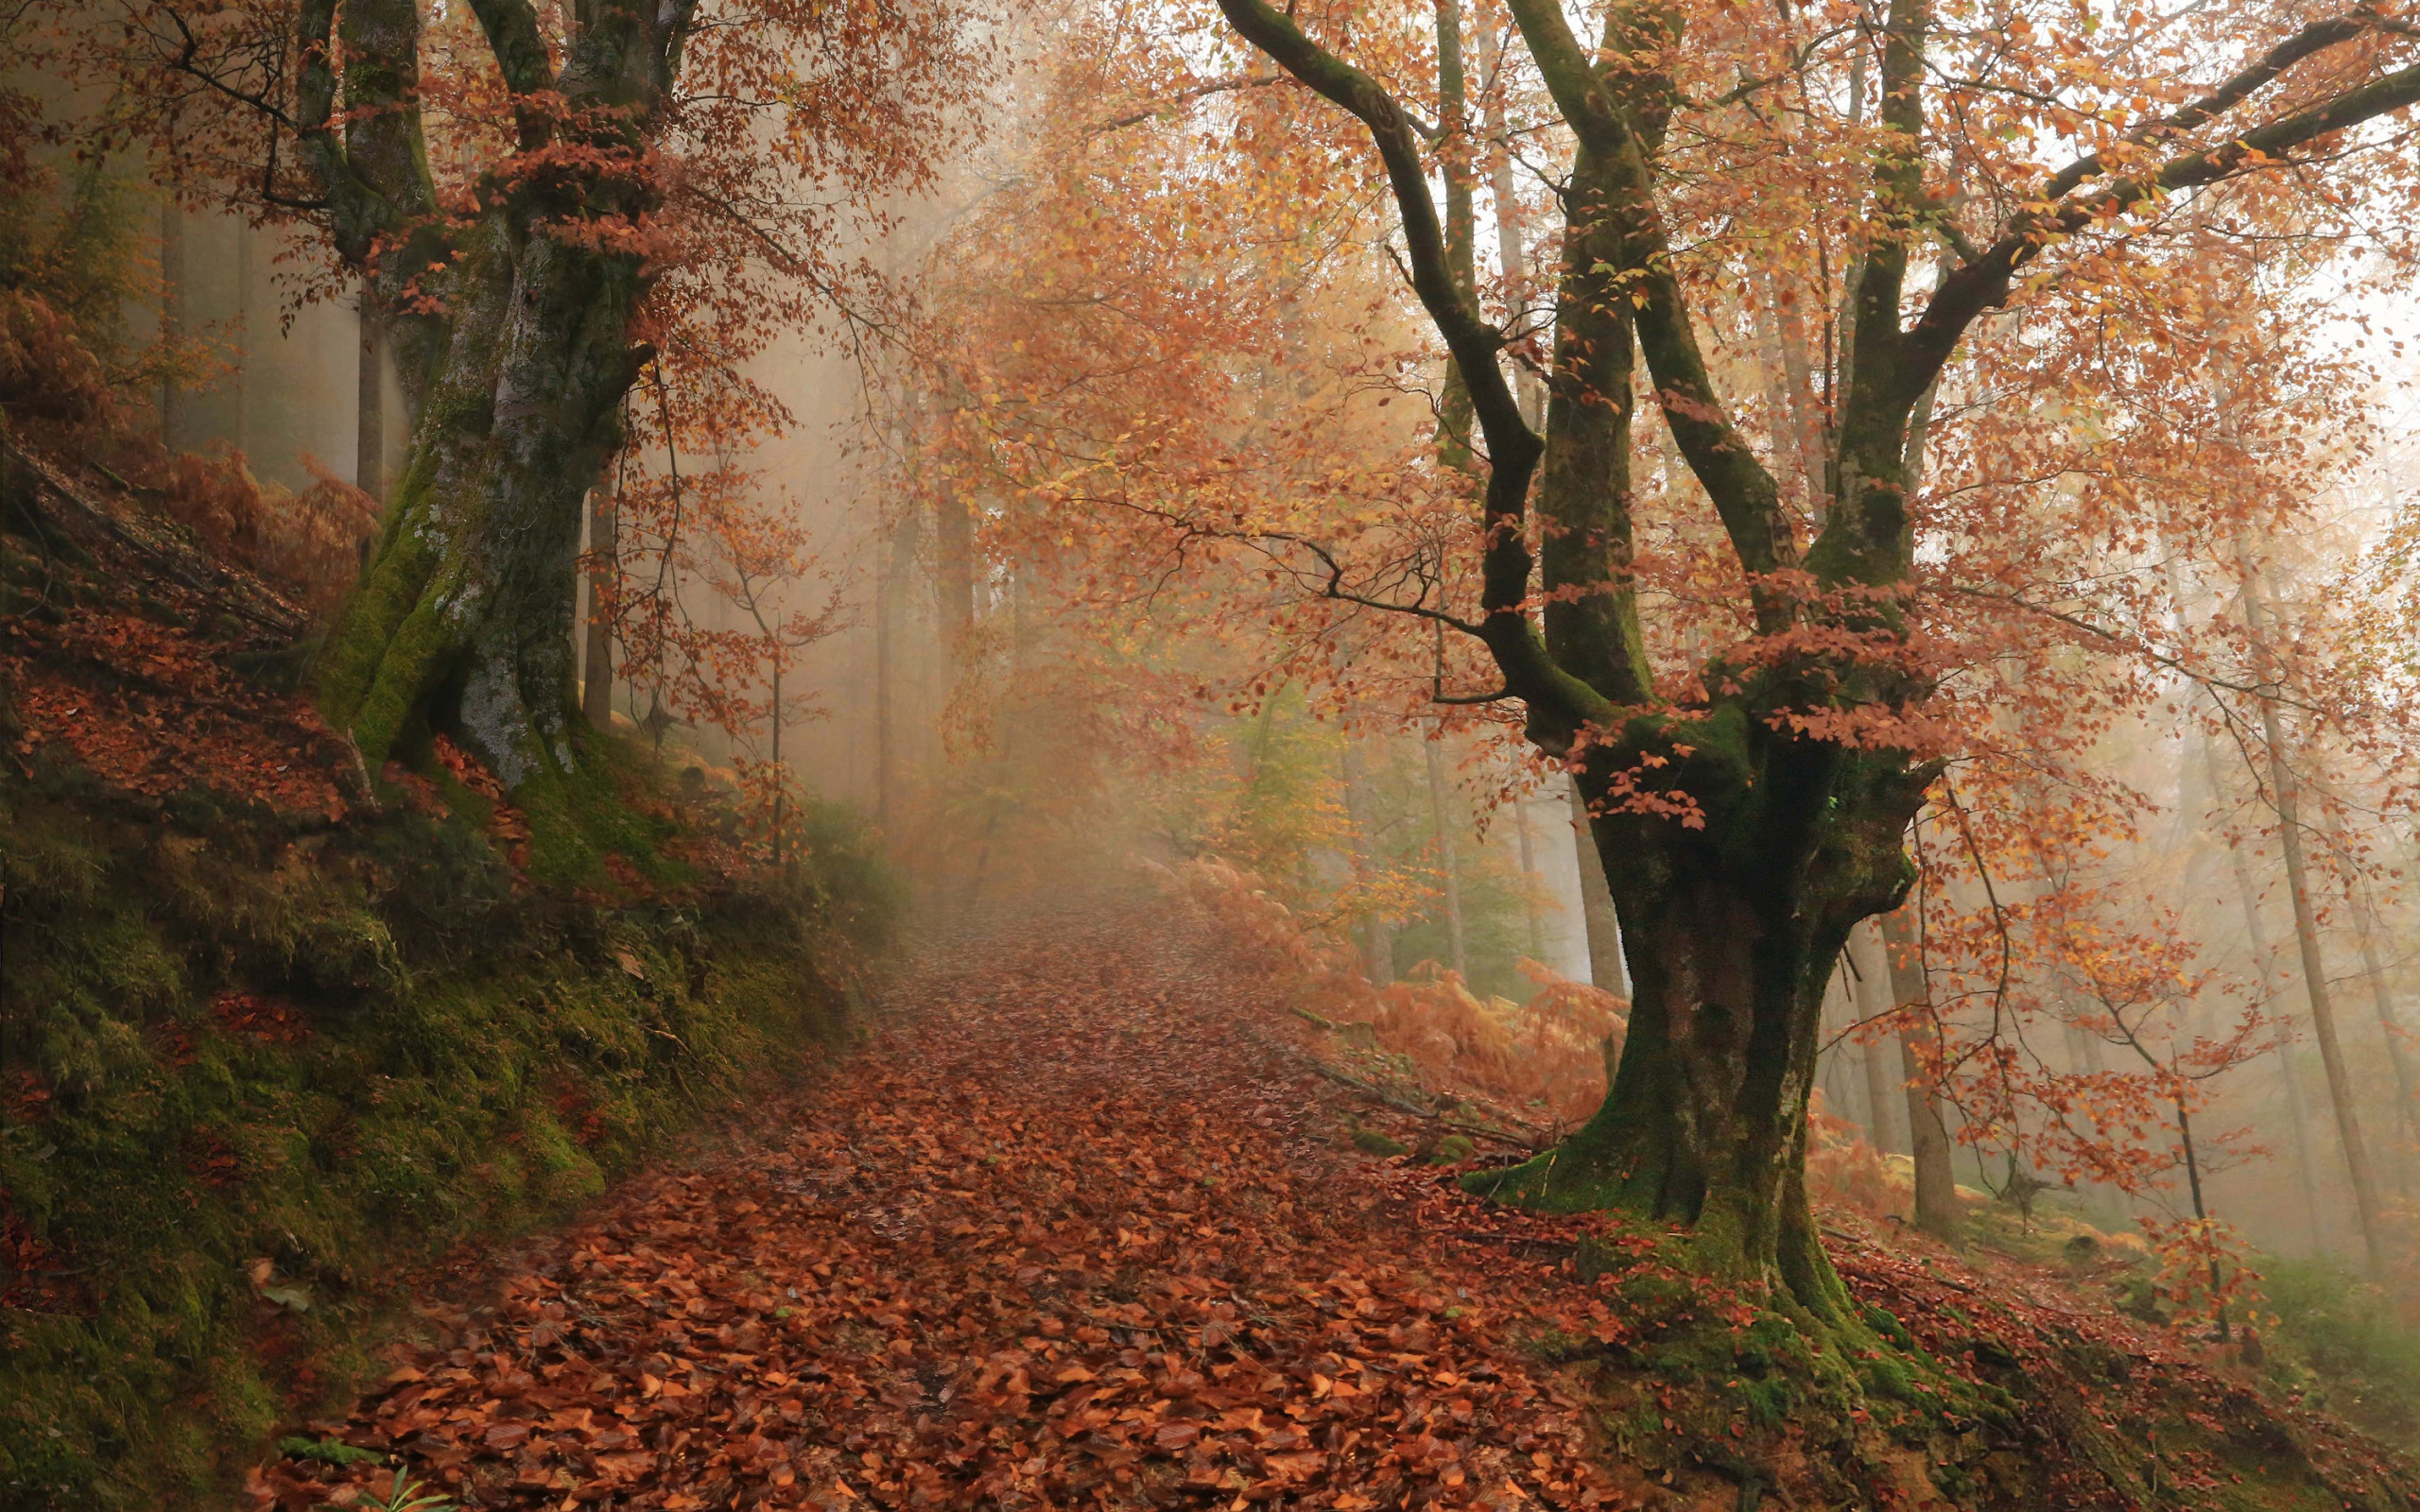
top-left (1831, 1223), bottom-right (2418, 1508)
top-left (211, 990), bottom-right (315, 1046)
top-left (435, 735), bottom-right (534, 871)
top-left (4, 610), bottom-right (353, 819)
top-left (0, 1194), bottom-right (87, 1317)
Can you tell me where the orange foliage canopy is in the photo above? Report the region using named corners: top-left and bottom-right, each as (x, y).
top-left (891, 0), bottom-right (2420, 1269)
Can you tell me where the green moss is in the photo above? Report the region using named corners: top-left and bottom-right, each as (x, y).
top-left (1862, 1303), bottom-right (1917, 1351)
top-left (342, 587), bottom-right (456, 769)
top-left (0, 752), bottom-right (890, 1511)
top-left (317, 486), bottom-right (443, 737)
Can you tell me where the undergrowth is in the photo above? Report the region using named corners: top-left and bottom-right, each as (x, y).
top-left (2256, 1256), bottom-right (2420, 1449)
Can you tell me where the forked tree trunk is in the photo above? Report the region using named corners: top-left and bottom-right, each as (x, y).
top-left (276, 0), bottom-right (679, 801)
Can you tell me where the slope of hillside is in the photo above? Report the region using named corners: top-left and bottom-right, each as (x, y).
top-left (0, 421), bottom-right (891, 1511)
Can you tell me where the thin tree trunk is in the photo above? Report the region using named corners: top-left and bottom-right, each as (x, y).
top-left (2243, 559), bottom-right (2387, 1274)
top-left (2203, 710), bottom-right (2329, 1249)
top-left (1565, 779), bottom-right (1628, 993)
top-left (1817, 970), bottom-right (1858, 1132)
top-left (2227, 840), bottom-right (2329, 1249)
top-left (1425, 730), bottom-right (1468, 980)
top-left (2356, 904), bottom-right (2416, 1191)
top-left (934, 473), bottom-right (975, 668)
top-left (1513, 792), bottom-right (1547, 962)
top-left (1340, 741), bottom-right (1394, 988)
top-left (769, 658), bottom-right (785, 868)
top-left (874, 504), bottom-right (920, 830)
top-left (159, 196), bottom-right (183, 451)
top-left (580, 456), bottom-right (616, 729)
top-left (356, 295), bottom-right (384, 503)
top-left (1879, 907), bottom-right (1961, 1240)
top-left (233, 215), bottom-right (251, 459)
top-left (1846, 924), bottom-right (1900, 1152)
top-left (2175, 1099), bottom-right (2231, 1339)
top-left (1477, 18), bottom-right (1543, 430)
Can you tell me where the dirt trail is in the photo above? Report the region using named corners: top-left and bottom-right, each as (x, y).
top-left (254, 913), bottom-right (1625, 1512)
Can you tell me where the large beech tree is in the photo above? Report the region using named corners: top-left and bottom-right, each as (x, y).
top-left (103, 0), bottom-right (976, 799)
top-left (1198, 0), bottom-right (2420, 1314)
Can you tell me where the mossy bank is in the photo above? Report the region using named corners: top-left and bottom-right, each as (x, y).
top-left (0, 737), bottom-right (893, 1511)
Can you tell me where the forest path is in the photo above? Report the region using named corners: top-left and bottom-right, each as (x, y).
top-left (254, 909), bottom-right (1627, 1512)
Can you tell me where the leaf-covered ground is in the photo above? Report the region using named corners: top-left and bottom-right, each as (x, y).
top-left (253, 915), bottom-right (1638, 1512)
top-left (251, 911), bottom-right (2420, 1512)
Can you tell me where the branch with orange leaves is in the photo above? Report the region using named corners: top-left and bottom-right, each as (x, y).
top-left (1909, 42), bottom-right (2420, 404)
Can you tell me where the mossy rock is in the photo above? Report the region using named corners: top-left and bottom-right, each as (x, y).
top-left (1350, 1128), bottom-right (1410, 1158)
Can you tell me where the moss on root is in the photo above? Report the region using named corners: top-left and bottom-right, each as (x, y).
top-left (0, 744), bottom-right (891, 1511)
top-left (1534, 1211), bottom-right (2420, 1510)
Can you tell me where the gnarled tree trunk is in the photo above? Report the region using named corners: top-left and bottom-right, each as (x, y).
top-left (1213, 0), bottom-right (2420, 1320)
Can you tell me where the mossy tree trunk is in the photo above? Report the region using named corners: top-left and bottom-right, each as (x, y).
top-left (1477, 733), bottom-right (1927, 1312)
top-left (278, 0), bottom-right (680, 785)
top-left (318, 220), bottom-right (645, 784)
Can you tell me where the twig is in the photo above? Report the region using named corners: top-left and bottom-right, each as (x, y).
top-left (1295, 1054), bottom-right (1547, 1148)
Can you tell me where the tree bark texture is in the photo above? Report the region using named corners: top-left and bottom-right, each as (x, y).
top-left (1476, 743), bottom-right (1924, 1313)
top-left (1565, 780), bottom-right (1628, 994)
